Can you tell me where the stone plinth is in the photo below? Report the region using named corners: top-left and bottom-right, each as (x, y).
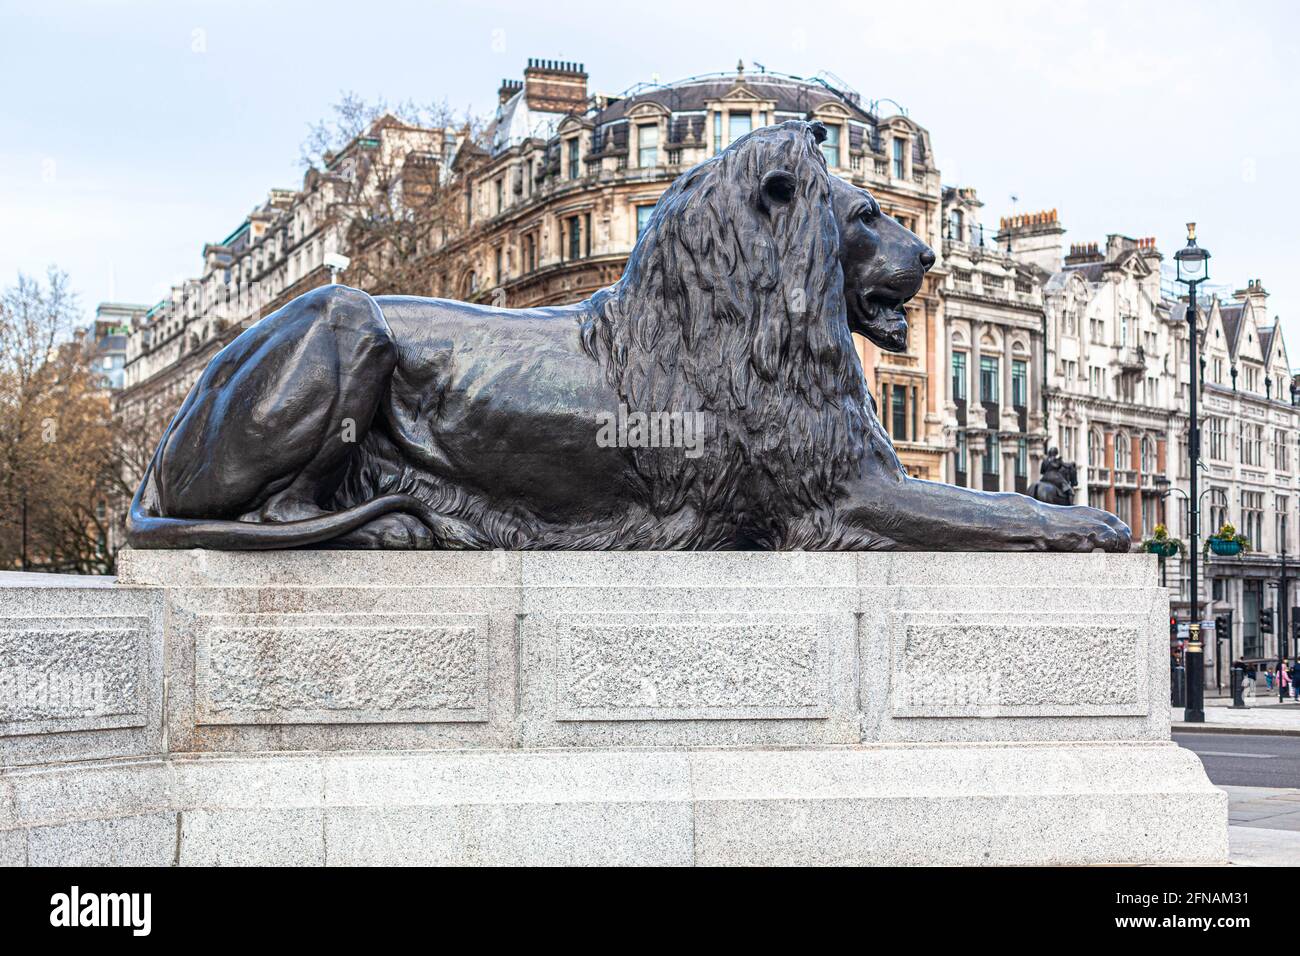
top-left (0, 550), bottom-right (1227, 866)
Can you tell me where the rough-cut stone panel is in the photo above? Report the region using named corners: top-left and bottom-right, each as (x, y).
top-left (0, 617), bottom-right (148, 736)
top-left (889, 613), bottom-right (1145, 718)
top-left (551, 613), bottom-right (833, 720)
top-left (195, 613), bottom-right (489, 725)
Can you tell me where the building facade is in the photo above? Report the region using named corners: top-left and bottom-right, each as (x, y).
top-left (1188, 280), bottom-right (1299, 681)
top-left (1039, 232), bottom-right (1178, 541)
top-left (939, 193), bottom-right (1048, 491)
top-left (85, 302), bottom-right (147, 391)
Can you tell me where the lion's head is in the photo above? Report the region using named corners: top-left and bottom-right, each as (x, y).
top-left (828, 172), bottom-right (935, 353)
top-left (584, 120), bottom-right (866, 540)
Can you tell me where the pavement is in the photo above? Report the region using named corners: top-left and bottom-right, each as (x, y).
top-left (1171, 695), bottom-right (1300, 735)
top-left (1174, 730), bottom-right (1300, 865)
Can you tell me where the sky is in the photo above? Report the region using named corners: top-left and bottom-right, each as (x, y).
top-left (2, 0), bottom-right (1298, 347)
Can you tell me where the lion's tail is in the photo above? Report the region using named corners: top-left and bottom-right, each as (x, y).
top-left (125, 455), bottom-right (439, 550)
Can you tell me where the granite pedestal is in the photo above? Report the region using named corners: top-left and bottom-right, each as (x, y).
top-left (0, 550), bottom-right (1226, 866)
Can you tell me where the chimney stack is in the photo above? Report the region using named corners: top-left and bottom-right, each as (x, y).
top-left (995, 208), bottom-right (1066, 274)
top-left (523, 58), bottom-right (589, 114)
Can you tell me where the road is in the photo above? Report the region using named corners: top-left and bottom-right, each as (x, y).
top-left (1174, 731), bottom-right (1300, 788)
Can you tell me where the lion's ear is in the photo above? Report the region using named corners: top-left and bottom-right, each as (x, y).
top-left (760, 169), bottom-right (798, 206)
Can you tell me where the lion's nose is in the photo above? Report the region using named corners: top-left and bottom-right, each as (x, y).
top-left (918, 245), bottom-right (936, 272)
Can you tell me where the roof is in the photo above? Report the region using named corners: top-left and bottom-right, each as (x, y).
top-left (1220, 303), bottom-right (1244, 352)
top-left (593, 74), bottom-right (877, 126)
top-left (487, 89), bottom-right (569, 155)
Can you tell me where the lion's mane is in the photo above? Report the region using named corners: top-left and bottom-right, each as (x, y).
top-left (581, 121), bottom-right (868, 547)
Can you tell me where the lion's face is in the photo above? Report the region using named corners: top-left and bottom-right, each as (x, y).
top-left (830, 176), bottom-right (935, 353)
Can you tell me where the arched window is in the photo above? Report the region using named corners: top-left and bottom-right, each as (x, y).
top-left (1114, 432), bottom-right (1131, 471)
top-left (1088, 429), bottom-right (1103, 467)
top-left (1141, 436), bottom-right (1157, 474)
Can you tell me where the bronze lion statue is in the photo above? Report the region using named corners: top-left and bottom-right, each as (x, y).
top-left (128, 121), bottom-right (1129, 552)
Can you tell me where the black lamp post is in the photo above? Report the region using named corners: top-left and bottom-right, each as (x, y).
top-left (1175, 222), bottom-right (1211, 723)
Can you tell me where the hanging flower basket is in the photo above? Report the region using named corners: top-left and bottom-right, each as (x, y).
top-left (1208, 537), bottom-right (1243, 556)
top-left (1205, 522), bottom-right (1249, 557)
top-left (1142, 524), bottom-right (1185, 558)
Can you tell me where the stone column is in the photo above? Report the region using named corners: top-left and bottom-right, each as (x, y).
top-left (969, 323), bottom-right (983, 424)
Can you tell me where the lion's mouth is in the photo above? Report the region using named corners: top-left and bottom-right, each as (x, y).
top-left (852, 290), bottom-right (911, 353)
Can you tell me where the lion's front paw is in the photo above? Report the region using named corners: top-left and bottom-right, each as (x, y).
top-left (1046, 506), bottom-right (1131, 553)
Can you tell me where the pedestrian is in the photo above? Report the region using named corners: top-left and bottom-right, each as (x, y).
top-left (1266, 666), bottom-right (1275, 691)
top-left (1244, 663), bottom-right (1257, 703)
top-left (1280, 660), bottom-right (1292, 699)
top-left (1290, 660), bottom-right (1300, 700)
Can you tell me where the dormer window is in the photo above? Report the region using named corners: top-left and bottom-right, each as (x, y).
top-left (728, 111), bottom-right (752, 143)
top-left (567, 139), bottom-right (580, 180)
top-left (638, 123), bottom-right (658, 168)
top-left (820, 123), bottom-right (840, 167)
top-left (892, 137), bottom-right (906, 179)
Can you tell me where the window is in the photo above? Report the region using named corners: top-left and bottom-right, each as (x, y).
top-left (728, 111), bottom-right (752, 145)
top-left (566, 215), bottom-right (582, 261)
top-left (1277, 496), bottom-right (1290, 554)
top-left (891, 386), bottom-right (907, 441)
top-left (1011, 360), bottom-right (1027, 408)
top-left (524, 233), bottom-right (537, 273)
top-left (1088, 430), bottom-right (1103, 468)
top-left (1243, 491), bottom-right (1265, 551)
top-left (494, 246), bottom-right (503, 285)
top-left (1115, 433), bottom-right (1131, 471)
top-left (637, 123), bottom-right (658, 168)
top-left (951, 351), bottom-right (967, 401)
top-left (636, 205), bottom-right (653, 238)
top-left (1015, 438), bottom-right (1028, 478)
top-left (494, 177), bottom-right (504, 214)
top-left (984, 434), bottom-right (1000, 475)
top-left (1206, 416), bottom-right (1227, 461)
top-left (1209, 488), bottom-right (1228, 538)
top-left (820, 124), bottom-right (840, 166)
top-left (1276, 429), bottom-right (1290, 472)
top-left (948, 209), bottom-right (963, 241)
top-left (892, 137), bottom-right (905, 179)
top-left (1090, 318), bottom-right (1105, 343)
top-left (1241, 422), bottom-right (1263, 467)
top-left (568, 139), bottom-right (580, 179)
top-left (955, 431), bottom-right (967, 474)
top-left (1060, 425), bottom-right (1077, 462)
top-left (1063, 359), bottom-right (1077, 382)
top-left (1089, 366), bottom-right (1105, 396)
top-left (713, 111), bottom-right (722, 155)
top-left (1141, 436), bottom-right (1157, 474)
top-left (980, 356), bottom-right (999, 404)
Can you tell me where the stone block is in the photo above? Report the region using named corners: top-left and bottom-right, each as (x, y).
top-left (194, 613), bottom-right (491, 725)
top-left (0, 583), bottom-right (164, 767)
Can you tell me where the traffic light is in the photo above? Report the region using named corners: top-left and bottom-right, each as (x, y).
top-left (1260, 609), bottom-right (1274, 634)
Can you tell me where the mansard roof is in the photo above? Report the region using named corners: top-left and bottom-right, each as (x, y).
top-left (593, 73), bottom-right (879, 127)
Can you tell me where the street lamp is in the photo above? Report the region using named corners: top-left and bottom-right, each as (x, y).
top-left (1175, 223), bottom-right (1211, 723)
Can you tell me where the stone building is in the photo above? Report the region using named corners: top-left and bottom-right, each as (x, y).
top-left (85, 302), bottom-right (147, 391)
top-left (1187, 279), bottom-right (1300, 676)
top-left (1037, 232), bottom-right (1179, 542)
top-left (938, 193), bottom-right (1048, 491)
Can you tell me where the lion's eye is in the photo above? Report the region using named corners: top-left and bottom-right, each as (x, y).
top-left (860, 203), bottom-right (879, 222)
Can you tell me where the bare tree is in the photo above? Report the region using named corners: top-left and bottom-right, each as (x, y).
top-left (0, 269), bottom-right (119, 574)
top-left (301, 93), bottom-right (485, 296)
